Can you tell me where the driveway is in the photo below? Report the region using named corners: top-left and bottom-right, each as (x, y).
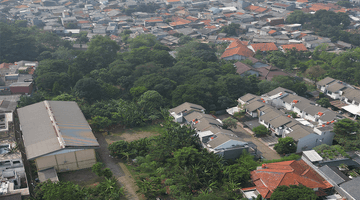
top-left (217, 114), bottom-right (281, 160)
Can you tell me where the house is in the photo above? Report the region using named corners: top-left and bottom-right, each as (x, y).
top-left (241, 160), bottom-right (333, 199)
top-left (317, 77), bottom-right (336, 93)
top-left (266, 17), bottom-right (284, 26)
top-left (248, 43), bottom-right (278, 53)
top-left (341, 88), bottom-right (360, 119)
top-left (17, 101), bottom-right (100, 180)
top-left (221, 41), bottom-right (254, 61)
top-left (9, 82), bottom-right (33, 95)
top-left (234, 62), bottom-right (260, 77)
top-left (245, 100), bottom-right (265, 117)
top-left (204, 133), bottom-right (251, 159)
top-left (169, 102), bottom-right (205, 123)
top-left (326, 82), bottom-right (347, 99)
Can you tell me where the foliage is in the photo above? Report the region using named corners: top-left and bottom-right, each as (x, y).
top-left (316, 97), bottom-right (331, 108)
top-left (274, 137), bottom-right (297, 155)
top-left (334, 118), bottom-right (360, 135)
top-left (333, 119), bottom-right (360, 151)
top-left (108, 120), bottom-right (257, 199)
top-left (92, 162), bottom-right (104, 176)
top-left (271, 185), bottom-right (318, 200)
top-left (252, 125), bottom-right (268, 137)
top-left (313, 144), bottom-right (349, 160)
top-left (220, 24), bottom-right (241, 36)
top-left (288, 111), bottom-right (298, 118)
top-left (262, 154), bottom-right (301, 163)
top-left (305, 65), bottom-right (326, 85)
top-left (222, 117), bottom-right (237, 129)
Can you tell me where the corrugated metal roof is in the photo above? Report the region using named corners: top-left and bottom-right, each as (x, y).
top-left (17, 101), bottom-right (99, 160)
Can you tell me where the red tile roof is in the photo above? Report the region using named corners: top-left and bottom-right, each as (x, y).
top-left (221, 43), bottom-right (254, 58)
top-left (186, 16), bottom-right (198, 22)
top-left (268, 30), bottom-right (276, 34)
top-left (169, 18), bottom-right (191, 26)
top-left (78, 20), bottom-right (90, 24)
top-left (226, 39), bottom-right (249, 49)
top-left (246, 5), bottom-right (268, 13)
top-left (167, 0), bottom-right (180, 2)
top-left (218, 37), bottom-right (238, 42)
top-left (281, 43), bottom-right (308, 51)
top-left (0, 63), bottom-right (12, 69)
top-left (205, 25), bottom-right (217, 29)
top-left (309, 4), bottom-right (331, 11)
top-left (201, 19), bottom-right (211, 26)
top-left (245, 160), bottom-right (332, 199)
top-left (145, 18), bottom-right (163, 23)
top-left (274, 2), bottom-right (290, 7)
top-left (297, 0), bottom-right (308, 2)
top-left (250, 43), bottom-right (278, 52)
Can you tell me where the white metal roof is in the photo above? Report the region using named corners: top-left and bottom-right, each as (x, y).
top-left (303, 150), bottom-right (323, 162)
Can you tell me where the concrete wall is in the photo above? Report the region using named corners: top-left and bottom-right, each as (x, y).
top-left (296, 131), bottom-right (335, 153)
top-left (35, 149), bottom-right (96, 172)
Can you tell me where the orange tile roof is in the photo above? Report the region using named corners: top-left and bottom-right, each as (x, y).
top-left (281, 43), bottom-right (308, 51)
top-left (236, 12), bottom-right (244, 15)
top-left (248, 160), bottom-right (333, 199)
top-left (334, 8), bottom-right (347, 13)
top-left (218, 37), bottom-right (238, 42)
top-left (201, 19), bottom-right (211, 26)
top-left (298, 32), bottom-right (307, 38)
top-left (15, 5), bottom-right (28, 8)
top-left (224, 12), bottom-right (235, 17)
top-left (246, 5), bottom-right (260, 11)
top-left (268, 30), bottom-right (276, 34)
top-left (0, 63), bottom-right (12, 69)
top-left (221, 43), bottom-right (254, 58)
top-left (167, 0), bottom-right (180, 2)
top-left (64, 1), bottom-right (72, 6)
top-left (169, 18), bottom-right (191, 26)
top-left (250, 43), bottom-right (278, 52)
top-left (309, 4), bottom-right (331, 11)
top-left (205, 25), bottom-right (217, 29)
top-left (256, 7), bottom-right (268, 13)
top-left (297, 0), bottom-right (308, 2)
top-left (186, 16), bottom-right (198, 22)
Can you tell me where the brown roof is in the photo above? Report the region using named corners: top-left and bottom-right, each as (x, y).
top-left (234, 62), bottom-right (256, 75)
top-left (250, 43), bottom-right (278, 52)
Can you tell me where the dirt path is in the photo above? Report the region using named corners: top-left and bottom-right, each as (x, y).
top-left (95, 133), bottom-right (139, 200)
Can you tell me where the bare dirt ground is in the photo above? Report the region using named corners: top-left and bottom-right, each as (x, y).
top-left (94, 125), bottom-right (163, 200)
top-left (58, 168), bottom-right (104, 187)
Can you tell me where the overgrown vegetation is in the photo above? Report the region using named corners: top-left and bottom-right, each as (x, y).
top-left (108, 118), bottom-right (259, 199)
top-left (333, 119), bottom-right (360, 151)
top-left (313, 144), bottom-right (349, 160)
top-left (274, 137), bottom-right (297, 155)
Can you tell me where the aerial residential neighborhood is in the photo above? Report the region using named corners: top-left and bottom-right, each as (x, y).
top-left (1, 0), bottom-right (360, 198)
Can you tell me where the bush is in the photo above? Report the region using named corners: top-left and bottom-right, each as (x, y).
top-left (92, 162), bottom-right (104, 176)
top-left (108, 140), bottom-right (129, 157)
top-left (263, 154), bottom-right (301, 163)
top-left (252, 125), bottom-right (268, 137)
top-left (102, 168), bottom-right (113, 179)
top-left (274, 137), bottom-right (297, 155)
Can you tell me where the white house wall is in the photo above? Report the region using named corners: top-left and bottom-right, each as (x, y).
top-left (295, 131), bottom-right (335, 153)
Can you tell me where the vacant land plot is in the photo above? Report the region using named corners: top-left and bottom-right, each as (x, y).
top-left (104, 124), bottom-right (166, 144)
top-left (58, 168), bottom-right (104, 187)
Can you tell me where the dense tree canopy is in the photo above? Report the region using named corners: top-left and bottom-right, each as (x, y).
top-left (274, 137), bottom-right (297, 155)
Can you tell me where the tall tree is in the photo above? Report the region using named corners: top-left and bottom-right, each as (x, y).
top-left (271, 185), bottom-right (318, 200)
top-left (305, 65), bottom-right (326, 86)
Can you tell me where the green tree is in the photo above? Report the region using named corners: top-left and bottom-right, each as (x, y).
top-left (222, 117), bottom-right (237, 129)
top-left (271, 185), bottom-right (317, 200)
top-left (89, 116), bottom-right (112, 132)
top-left (173, 146), bottom-right (201, 167)
top-left (334, 118), bottom-right (360, 135)
top-left (252, 125), bottom-right (268, 137)
top-left (316, 97), bottom-right (331, 108)
top-left (305, 65), bottom-right (326, 86)
top-left (220, 23), bottom-right (240, 36)
top-left (138, 90), bottom-right (164, 111)
top-left (92, 162), bottom-right (104, 176)
top-left (74, 78), bottom-right (102, 101)
top-left (274, 137), bottom-right (297, 155)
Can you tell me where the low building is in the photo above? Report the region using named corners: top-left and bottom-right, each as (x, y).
top-left (169, 102), bottom-right (205, 123)
top-left (17, 101), bottom-right (100, 180)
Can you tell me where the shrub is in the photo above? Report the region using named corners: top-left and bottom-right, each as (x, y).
top-left (92, 162), bottom-right (104, 176)
top-left (252, 125), bottom-right (268, 137)
top-left (102, 168), bottom-right (113, 179)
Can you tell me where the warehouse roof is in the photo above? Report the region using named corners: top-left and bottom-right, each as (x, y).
top-left (17, 101), bottom-right (99, 160)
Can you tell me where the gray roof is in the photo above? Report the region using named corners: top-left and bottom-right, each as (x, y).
top-left (317, 77), bottom-right (335, 86)
top-left (169, 102), bottom-right (205, 114)
top-left (239, 93), bottom-right (258, 103)
top-left (327, 82), bottom-right (346, 93)
top-left (340, 177), bottom-right (360, 199)
top-left (319, 110), bottom-right (337, 122)
top-left (319, 165), bottom-right (349, 185)
top-left (269, 115), bottom-right (291, 128)
top-left (0, 95), bottom-right (20, 113)
top-left (303, 105), bottom-right (327, 116)
top-left (17, 101), bottom-right (99, 160)
top-left (184, 112), bottom-right (214, 123)
top-left (281, 93), bottom-right (300, 104)
top-left (342, 88), bottom-right (360, 101)
top-left (246, 100), bottom-right (265, 112)
top-left (287, 124), bottom-right (312, 141)
top-left (193, 117), bottom-right (222, 131)
top-left (302, 150), bottom-right (323, 162)
top-left (259, 110), bottom-right (281, 123)
top-left (208, 133), bottom-right (247, 149)
top-left (265, 87), bottom-right (295, 96)
top-left (293, 98), bottom-right (313, 111)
